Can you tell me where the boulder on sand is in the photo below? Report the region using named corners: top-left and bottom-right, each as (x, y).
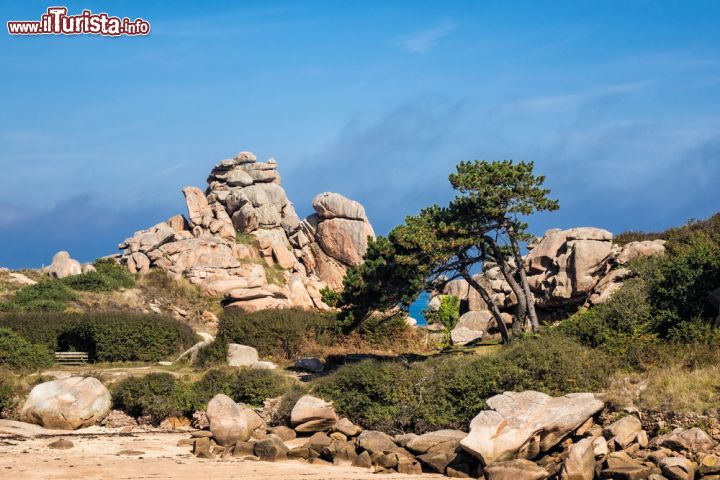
top-left (22, 377), bottom-right (111, 430)
top-left (460, 391), bottom-right (604, 465)
top-left (206, 394), bottom-right (264, 446)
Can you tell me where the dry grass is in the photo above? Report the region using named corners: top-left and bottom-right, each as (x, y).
top-left (606, 364), bottom-right (720, 415)
top-left (638, 366), bottom-right (720, 414)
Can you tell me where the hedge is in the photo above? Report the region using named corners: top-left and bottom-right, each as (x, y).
top-left (0, 312), bottom-right (197, 363)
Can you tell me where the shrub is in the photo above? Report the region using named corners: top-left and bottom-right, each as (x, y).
top-left (356, 314), bottom-right (413, 348)
top-left (1, 280), bottom-right (78, 311)
top-left (424, 295), bottom-right (460, 347)
top-left (315, 333), bottom-right (611, 433)
top-left (0, 328), bottom-right (53, 371)
top-left (0, 312), bottom-right (197, 363)
top-left (198, 309), bottom-right (337, 365)
top-left (60, 258), bottom-right (135, 292)
top-left (191, 367), bottom-right (292, 409)
top-left (0, 369), bottom-right (17, 414)
top-left (112, 373), bottom-right (192, 425)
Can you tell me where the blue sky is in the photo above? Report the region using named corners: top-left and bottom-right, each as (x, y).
top-left (1, 0), bottom-right (719, 269)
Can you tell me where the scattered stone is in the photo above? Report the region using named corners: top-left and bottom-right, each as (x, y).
top-left (290, 395), bottom-right (338, 432)
top-left (102, 410), bottom-right (138, 428)
top-left (406, 429), bottom-right (467, 454)
top-left (254, 434), bottom-right (289, 461)
top-left (268, 426), bottom-right (296, 441)
top-left (232, 440), bottom-right (256, 457)
top-left (485, 459), bottom-right (549, 480)
top-left (659, 456), bottom-right (695, 480)
top-left (193, 437), bottom-right (213, 459)
top-left (294, 357), bottom-right (324, 373)
top-left (603, 415), bottom-right (642, 449)
top-left (47, 439), bottom-right (74, 450)
top-left (352, 450), bottom-right (373, 469)
top-left (333, 417), bottom-right (362, 437)
top-left (560, 437), bottom-right (595, 480)
top-left (116, 450), bottom-right (145, 456)
top-left (307, 432), bottom-right (333, 452)
top-left (356, 430), bottom-right (397, 455)
top-left (651, 427), bottom-right (716, 453)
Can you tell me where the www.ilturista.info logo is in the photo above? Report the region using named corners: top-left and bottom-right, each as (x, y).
top-left (7, 7), bottom-right (150, 36)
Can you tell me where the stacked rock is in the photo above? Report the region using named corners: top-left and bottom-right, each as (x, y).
top-left (117, 150), bottom-right (375, 312)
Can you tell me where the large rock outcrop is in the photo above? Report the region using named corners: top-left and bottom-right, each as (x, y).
top-left (525, 227), bottom-right (614, 307)
top-left (117, 151), bottom-right (374, 312)
top-left (433, 229), bottom-right (667, 338)
top-left (460, 391), bottom-right (604, 465)
top-left (22, 377), bottom-right (111, 430)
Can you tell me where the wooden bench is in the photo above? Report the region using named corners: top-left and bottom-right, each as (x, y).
top-left (54, 352), bottom-right (89, 366)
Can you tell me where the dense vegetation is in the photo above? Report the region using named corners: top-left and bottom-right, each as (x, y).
top-left (111, 368), bottom-right (293, 425)
top-left (0, 328), bottom-right (53, 371)
top-left (0, 312), bottom-right (197, 363)
top-left (197, 308), bottom-right (414, 365)
top-left (315, 332), bottom-right (611, 433)
top-left (0, 258), bottom-right (135, 312)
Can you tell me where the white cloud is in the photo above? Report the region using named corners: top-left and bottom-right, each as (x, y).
top-left (396, 20), bottom-right (457, 54)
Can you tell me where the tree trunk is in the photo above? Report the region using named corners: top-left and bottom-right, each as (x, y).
top-left (507, 224), bottom-right (540, 333)
top-left (484, 236), bottom-right (527, 333)
top-left (462, 271), bottom-right (510, 343)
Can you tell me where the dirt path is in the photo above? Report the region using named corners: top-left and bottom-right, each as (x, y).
top-left (0, 421), bottom-right (439, 480)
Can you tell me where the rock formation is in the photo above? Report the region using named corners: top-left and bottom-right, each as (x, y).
top-left (460, 391), bottom-right (604, 465)
top-left (432, 229), bottom-right (667, 342)
top-left (117, 151), bottom-right (375, 312)
top-left (44, 251), bottom-right (82, 279)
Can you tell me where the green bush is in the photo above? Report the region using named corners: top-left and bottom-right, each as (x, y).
top-left (0, 312), bottom-right (197, 363)
top-left (0, 280), bottom-right (78, 311)
top-left (191, 367), bottom-right (292, 409)
top-left (198, 309), bottom-right (337, 365)
top-left (424, 295), bottom-right (460, 347)
top-left (112, 373), bottom-right (192, 425)
top-left (0, 369), bottom-right (17, 413)
top-left (0, 328), bottom-right (53, 371)
top-left (357, 314), bottom-right (413, 347)
top-left (62, 258), bottom-right (135, 292)
top-left (315, 333), bottom-right (611, 433)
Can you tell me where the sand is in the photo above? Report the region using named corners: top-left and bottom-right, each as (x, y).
top-left (0, 420), bottom-right (440, 480)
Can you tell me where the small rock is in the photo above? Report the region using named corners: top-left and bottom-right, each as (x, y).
top-left (352, 450), bottom-right (373, 469)
top-left (485, 459), bottom-right (549, 480)
top-left (254, 434), bottom-right (289, 461)
top-left (294, 357), bottom-right (324, 373)
top-left (357, 430), bottom-right (397, 454)
top-left (603, 415), bottom-right (642, 449)
top-left (47, 439), bottom-right (74, 450)
top-left (333, 417), bottom-right (362, 437)
top-left (290, 395), bottom-right (338, 433)
top-left (659, 456), bottom-right (695, 480)
top-left (116, 450), bottom-right (145, 456)
top-left (268, 426), bottom-right (296, 441)
top-left (330, 431), bottom-right (347, 442)
top-left (233, 440), bottom-right (256, 457)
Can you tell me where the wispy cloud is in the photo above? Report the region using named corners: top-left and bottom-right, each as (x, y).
top-left (510, 81), bottom-right (650, 112)
top-left (396, 20), bottom-right (457, 54)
